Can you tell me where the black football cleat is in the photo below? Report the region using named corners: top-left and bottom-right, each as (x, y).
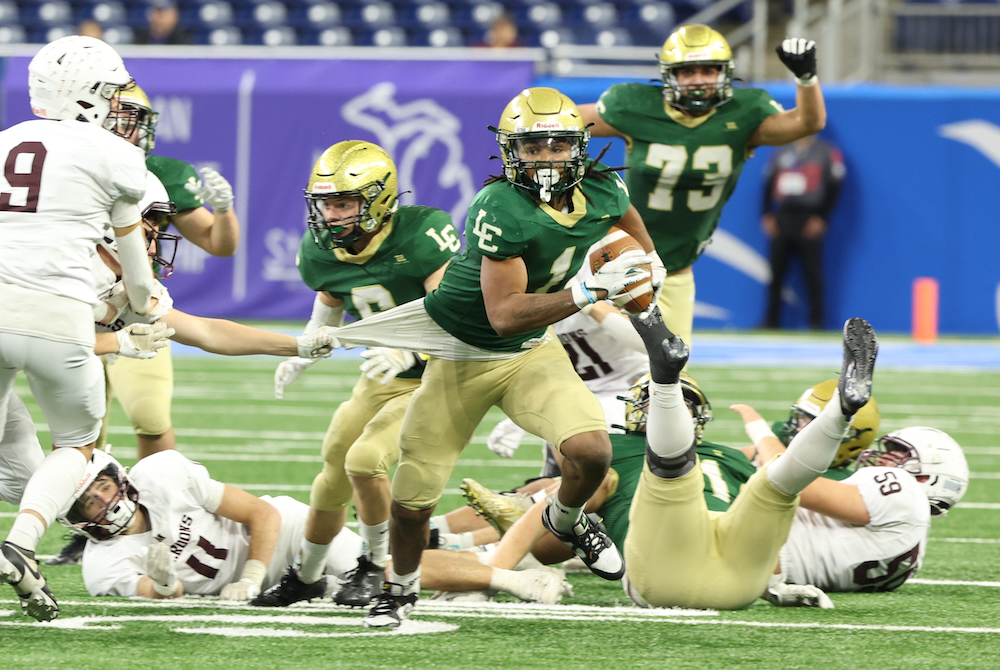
top-left (839, 317), bottom-right (878, 417)
top-left (250, 566), bottom-right (326, 607)
top-left (362, 582), bottom-right (417, 628)
top-left (333, 556), bottom-right (383, 607)
top-left (541, 505), bottom-right (625, 581)
top-left (629, 307), bottom-right (689, 384)
top-left (45, 534), bottom-right (87, 566)
top-left (0, 541), bottom-right (59, 622)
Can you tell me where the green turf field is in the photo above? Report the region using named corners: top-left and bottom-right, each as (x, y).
top-left (2, 343), bottom-right (999, 670)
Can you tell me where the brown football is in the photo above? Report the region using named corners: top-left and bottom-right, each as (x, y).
top-left (588, 227), bottom-right (654, 314)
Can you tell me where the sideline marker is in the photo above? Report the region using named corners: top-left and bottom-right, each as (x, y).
top-left (912, 277), bottom-right (939, 344)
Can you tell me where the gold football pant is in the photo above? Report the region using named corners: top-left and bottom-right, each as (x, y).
top-left (657, 271), bottom-right (695, 351)
top-left (392, 337), bottom-right (608, 511)
top-left (624, 460), bottom-right (798, 610)
top-left (97, 348), bottom-right (174, 449)
top-left (310, 373), bottom-right (419, 512)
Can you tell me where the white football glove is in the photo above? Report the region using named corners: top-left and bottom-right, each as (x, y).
top-left (360, 348), bottom-right (416, 385)
top-left (116, 322), bottom-right (175, 359)
top-left (487, 418), bottom-right (527, 459)
top-left (138, 282), bottom-right (174, 321)
top-left (144, 543), bottom-right (180, 597)
top-left (297, 326), bottom-right (340, 359)
top-left (274, 357), bottom-right (316, 400)
top-left (219, 579), bottom-right (261, 602)
top-left (185, 167), bottom-right (234, 212)
top-left (639, 251), bottom-right (667, 319)
top-left (764, 574), bottom-right (834, 609)
top-left (573, 250), bottom-right (652, 308)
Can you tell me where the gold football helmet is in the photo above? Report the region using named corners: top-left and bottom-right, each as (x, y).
top-left (783, 379), bottom-right (881, 467)
top-left (659, 24), bottom-right (735, 112)
top-left (118, 83), bottom-right (158, 155)
top-left (304, 140), bottom-right (398, 250)
top-left (621, 372), bottom-right (712, 442)
top-left (491, 87), bottom-right (589, 203)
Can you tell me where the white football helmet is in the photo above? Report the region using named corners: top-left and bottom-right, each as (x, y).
top-left (28, 36), bottom-right (137, 137)
top-left (57, 450), bottom-right (139, 541)
top-left (858, 426), bottom-right (969, 517)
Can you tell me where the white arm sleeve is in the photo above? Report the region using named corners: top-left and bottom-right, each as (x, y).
top-left (305, 293), bottom-right (345, 334)
top-left (110, 198), bottom-right (142, 229)
top-left (115, 226), bottom-right (157, 314)
top-left (596, 310), bottom-right (647, 356)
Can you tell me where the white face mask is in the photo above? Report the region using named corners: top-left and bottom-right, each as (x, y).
top-left (534, 167), bottom-right (560, 203)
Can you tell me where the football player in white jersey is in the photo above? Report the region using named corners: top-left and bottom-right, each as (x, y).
top-left (0, 35), bottom-right (169, 622)
top-left (61, 450), bottom-right (361, 600)
top-left (735, 413), bottom-right (969, 597)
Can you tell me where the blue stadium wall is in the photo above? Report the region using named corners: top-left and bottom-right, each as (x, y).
top-left (3, 55), bottom-right (998, 335)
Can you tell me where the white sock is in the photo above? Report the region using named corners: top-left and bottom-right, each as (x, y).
top-left (360, 520), bottom-right (389, 567)
top-left (298, 539), bottom-right (330, 584)
top-left (429, 515), bottom-right (450, 535)
top-left (389, 565), bottom-right (420, 595)
top-left (530, 490), bottom-right (548, 504)
top-left (646, 381), bottom-right (696, 459)
top-left (768, 390), bottom-right (850, 495)
top-left (438, 532), bottom-right (475, 550)
top-left (10, 447), bottom-right (88, 550)
top-left (546, 496), bottom-right (582, 534)
top-left (6, 513), bottom-right (46, 551)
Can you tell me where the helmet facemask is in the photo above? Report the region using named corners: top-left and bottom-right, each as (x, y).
top-left (496, 129), bottom-right (589, 203)
top-left (305, 179), bottom-right (394, 250)
top-left (783, 379), bottom-right (880, 467)
top-left (141, 201), bottom-right (180, 278)
top-left (660, 62), bottom-right (734, 113)
top-left (101, 82), bottom-right (141, 141)
top-left (615, 373), bottom-right (711, 442)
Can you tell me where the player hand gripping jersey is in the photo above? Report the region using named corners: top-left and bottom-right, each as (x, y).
top-left (0, 36), bottom-right (162, 623)
top-left (322, 88), bottom-right (659, 628)
top-left (60, 450), bottom-right (361, 600)
top-left (255, 141), bottom-right (454, 611)
top-left (579, 25), bottom-right (827, 349)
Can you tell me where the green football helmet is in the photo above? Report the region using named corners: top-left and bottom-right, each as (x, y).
top-left (304, 141), bottom-right (398, 250)
top-left (491, 87), bottom-right (589, 203)
top-left (621, 372), bottom-right (712, 442)
top-left (783, 379), bottom-right (881, 468)
top-left (659, 24), bottom-right (735, 113)
top-left (118, 83), bottom-right (158, 155)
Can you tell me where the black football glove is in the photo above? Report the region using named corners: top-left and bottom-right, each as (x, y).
top-left (776, 37), bottom-right (818, 84)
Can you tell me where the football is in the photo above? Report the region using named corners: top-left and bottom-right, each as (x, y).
top-left (588, 227), bottom-right (654, 314)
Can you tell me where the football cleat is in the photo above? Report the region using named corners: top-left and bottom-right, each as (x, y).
top-left (838, 317), bottom-right (878, 417)
top-left (461, 478), bottom-right (528, 536)
top-left (45, 533), bottom-right (87, 566)
top-left (249, 566), bottom-right (326, 607)
top-left (0, 541), bottom-right (60, 622)
top-left (500, 490), bottom-right (535, 513)
top-left (333, 556), bottom-right (383, 607)
top-left (362, 582), bottom-right (417, 629)
top-left (629, 307), bottom-right (689, 384)
top-left (541, 505), bottom-right (625, 581)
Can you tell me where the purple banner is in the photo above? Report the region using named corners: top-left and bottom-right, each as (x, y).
top-left (2, 57), bottom-right (534, 319)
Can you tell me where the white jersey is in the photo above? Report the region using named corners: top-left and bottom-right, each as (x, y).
top-left (780, 466), bottom-right (931, 593)
top-left (0, 120), bottom-right (146, 307)
top-left (83, 451), bottom-right (360, 597)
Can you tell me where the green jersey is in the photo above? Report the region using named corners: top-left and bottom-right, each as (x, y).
top-left (599, 433), bottom-right (756, 549)
top-left (297, 206), bottom-right (457, 378)
top-left (146, 155), bottom-right (204, 215)
top-left (596, 84), bottom-right (780, 270)
top-left (425, 162), bottom-right (630, 352)
top-left (772, 420), bottom-right (855, 481)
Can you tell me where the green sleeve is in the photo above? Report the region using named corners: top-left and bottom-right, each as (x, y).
top-left (596, 83), bottom-right (644, 135)
top-left (145, 155), bottom-right (204, 213)
top-left (746, 87), bottom-right (783, 130)
top-left (296, 231), bottom-right (324, 292)
top-left (413, 208), bottom-right (461, 277)
top-left (463, 190), bottom-right (526, 261)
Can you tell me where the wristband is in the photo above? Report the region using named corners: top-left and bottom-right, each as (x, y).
top-left (796, 75), bottom-right (818, 87)
top-left (745, 419), bottom-right (777, 444)
top-left (570, 282), bottom-right (597, 309)
top-left (239, 559), bottom-right (268, 589)
top-left (305, 294), bottom-right (345, 333)
top-left (152, 578), bottom-right (181, 596)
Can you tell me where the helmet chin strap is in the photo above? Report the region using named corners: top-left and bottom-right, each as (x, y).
top-left (534, 168), bottom-right (560, 203)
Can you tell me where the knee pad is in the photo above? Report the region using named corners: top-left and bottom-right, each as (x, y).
top-left (645, 443), bottom-right (697, 479)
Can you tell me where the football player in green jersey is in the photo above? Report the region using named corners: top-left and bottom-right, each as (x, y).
top-left (619, 308), bottom-right (876, 609)
top-left (579, 26), bottom-right (827, 351)
top-left (252, 141), bottom-right (455, 610)
top-left (318, 88), bottom-right (662, 628)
